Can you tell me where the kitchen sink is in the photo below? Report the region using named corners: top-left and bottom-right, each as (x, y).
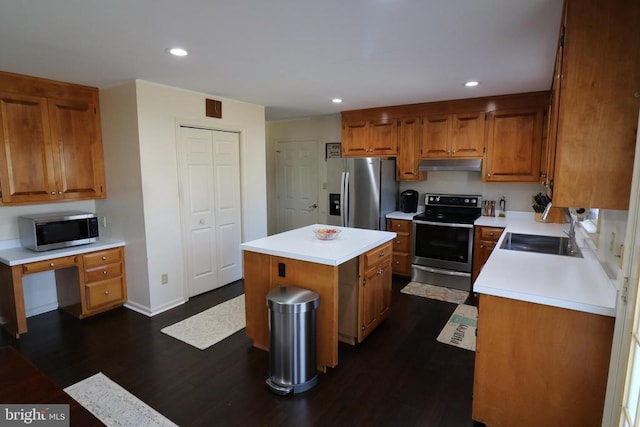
top-left (499, 232), bottom-right (583, 258)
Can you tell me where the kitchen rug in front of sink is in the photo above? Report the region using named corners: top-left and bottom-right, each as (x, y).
top-left (436, 304), bottom-right (478, 351)
top-left (400, 281), bottom-right (469, 304)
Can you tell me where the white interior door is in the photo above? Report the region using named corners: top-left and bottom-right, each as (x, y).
top-left (275, 140), bottom-right (319, 232)
top-left (179, 126), bottom-right (242, 298)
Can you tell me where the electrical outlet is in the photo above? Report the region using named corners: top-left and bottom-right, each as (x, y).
top-left (101, 216), bottom-right (107, 228)
top-left (161, 273), bottom-right (168, 284)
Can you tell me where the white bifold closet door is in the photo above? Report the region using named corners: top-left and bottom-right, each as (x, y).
top-left (179, 126), bottom-right (242, 298)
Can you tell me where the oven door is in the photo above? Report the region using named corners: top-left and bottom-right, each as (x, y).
top-left (412, 220), bottom-right (473, 273)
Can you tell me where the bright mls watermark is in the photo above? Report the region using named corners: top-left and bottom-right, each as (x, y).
top-left (1, 405), bottom-right (69, 426)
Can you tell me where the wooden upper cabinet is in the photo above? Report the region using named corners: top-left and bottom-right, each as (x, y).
top-left (0, 93), bottom-right (58, 203)
top-left (396, 117), bottom-right (426, 181)
top-left (342, 120), bottom-right (369, 156)
top-left (421, 112), bottom-right (484, 159)
top-left (550, 0), bottom-right (639, 209)
top-left (0, 72), bottom-right (106, 205)
top-left (450, 112), bottom-right (485, 157)
top-left (368, 119), bottom-right (398, 155)
top-left (484, 107), bottom-right (545, 182)
top-left (48, 99), bottom-right (105, 200)
top-left (341, 116), bottom-right (398, 157)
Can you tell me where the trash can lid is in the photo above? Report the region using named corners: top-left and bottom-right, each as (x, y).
top-left (267, 286), bottom-right (320, 313)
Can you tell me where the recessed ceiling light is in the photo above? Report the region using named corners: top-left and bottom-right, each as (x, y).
top-left (464, 81), bottom-right (479, 87)
top-left (167, 48), bottom-right (188, 57)
top-left (332, 98), bottom-right (343, 104)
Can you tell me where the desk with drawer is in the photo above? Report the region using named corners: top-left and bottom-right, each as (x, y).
top-left (0, 240), bottom-right (126, 338)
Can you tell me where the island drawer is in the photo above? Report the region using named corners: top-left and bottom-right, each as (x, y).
top-left (364, 242), bottom-right (393, 268)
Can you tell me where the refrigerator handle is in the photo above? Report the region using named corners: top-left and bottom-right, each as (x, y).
top-left (341, 171), bottom-right (350, 227)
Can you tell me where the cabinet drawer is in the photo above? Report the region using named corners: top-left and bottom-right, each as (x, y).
top-left (364, 242), bottom-right (393, 268)
top-left (85, 277), bottom-right (124, 310)
top-left (388, 219), bottom-right (411, 233)
top-left (83, 248), bottom-right (122, 268)
top-left (392, 234), bottom-right (411, 253)
top-left (478, 227), bottom-right (504, 242)
top-left (392, 253), bottom-right (411, 276)
top-left (85, 263), bottom-right (122, 283)
top-left (22, 255), bottom-right (77, 274)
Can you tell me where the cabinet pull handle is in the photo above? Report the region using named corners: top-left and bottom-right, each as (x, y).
top-left (379, 252), bottom-right (384, 257)
top-left (50, 191), bottom-right (56, 195)
top-left (58, 191), bottom-right (62, 195)
top-left (487, 173), bottom-right (491, 177)
top-left (452, 150), bottom-right (456, 154)
top-left (50, 262), bottom-right (55, 267)
top-left (104, 290), bottom-right (110, 295)
top-left (489, 232), bottom-right (494, 236)
top-left (103, 270), bottom-right (108, 275)
top-left (102, 256), bottom-right (107, 260)
top-left (396, 240), bottom-right (401, 244)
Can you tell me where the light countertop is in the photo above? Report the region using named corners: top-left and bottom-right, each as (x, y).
top-left (473, 212), bottom-right (617, 317)
top-left (386, 208), bottom-right (424, 221)
top-left (0, 238), bottom-right (126, 266)
top-left (240, 224), bottom-right (396, 266)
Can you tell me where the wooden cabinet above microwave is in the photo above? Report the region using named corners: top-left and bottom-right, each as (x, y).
top-left (0, 72), bottom-right (106, 205)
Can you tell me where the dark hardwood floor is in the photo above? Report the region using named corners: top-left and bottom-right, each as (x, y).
top-left (0, 277), bottom-right (478, 426)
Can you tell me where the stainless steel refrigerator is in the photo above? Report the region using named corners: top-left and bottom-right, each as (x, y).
top-left (326, 157), bottom-right (398, 230)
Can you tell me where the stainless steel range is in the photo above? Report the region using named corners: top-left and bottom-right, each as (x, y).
top-left (412, 194), bottom-right (482, 292)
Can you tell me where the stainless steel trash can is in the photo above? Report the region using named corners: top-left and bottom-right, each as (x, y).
top-left (266, 286), bottom-right (320, 394)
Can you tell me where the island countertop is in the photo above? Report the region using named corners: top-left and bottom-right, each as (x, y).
top-left (240, 224), bottom-right (396, 266)
top-left (473, 212), bottom-right (617, 317)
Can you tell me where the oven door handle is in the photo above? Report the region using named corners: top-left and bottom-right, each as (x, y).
top-left (413, 220), bottom-right (473, 229)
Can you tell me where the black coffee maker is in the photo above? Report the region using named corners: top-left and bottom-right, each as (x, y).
top-left (400, 190), bottom-right (419, 213)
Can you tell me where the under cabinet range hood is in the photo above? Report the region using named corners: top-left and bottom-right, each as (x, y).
top-left (418, 158), bottom-right (482, 172)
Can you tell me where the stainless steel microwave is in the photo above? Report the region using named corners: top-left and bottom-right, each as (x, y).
top-left (18, 211), bottom-right (99, 251)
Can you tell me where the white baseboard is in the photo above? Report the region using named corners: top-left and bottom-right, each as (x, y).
top-left (124, 297), bottom-right (186, 317)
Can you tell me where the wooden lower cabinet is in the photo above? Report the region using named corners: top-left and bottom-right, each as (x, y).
top-left (471, 226), bottom-right (504, 283)
top-left (56, 247), bottom-right (127, 318)
top-left (360, 242), bottom-right (392, 340)
top-left (387, 218), bottom-right (412, 277)
top-left (473, 294), bottom-right (614, 427)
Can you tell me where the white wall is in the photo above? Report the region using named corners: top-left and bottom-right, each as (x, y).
top-left (102, 80), bottom-right (267, 315)
top-left (399, 172), bottom-right (547, 212)
top-left (266, 115), bottom-right (341, 235)
top-left (266, 115), bottom-right (545, 229)
top-left (97, 82), bottom-right (150, 310)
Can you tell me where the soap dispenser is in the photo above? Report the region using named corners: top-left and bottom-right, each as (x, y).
top-left (498, 197), bottom-right (506, 217)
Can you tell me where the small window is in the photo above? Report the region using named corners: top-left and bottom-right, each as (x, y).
top-left (581, 209), bottom-right (599, 234)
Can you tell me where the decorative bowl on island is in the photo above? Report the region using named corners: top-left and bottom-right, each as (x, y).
top-left (313, 228), bottom-right (340, 240)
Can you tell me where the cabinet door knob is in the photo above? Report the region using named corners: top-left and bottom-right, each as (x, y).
top-left (396, 240), bottom-right (401, 244)
top-left (102, 256), bottom-right (107, 260)
top-left (58, 191), bottom-right (62, 195)
top-left (50, 191), bottom-right (56, 195)
top-left (489, 232), bottom-right (494, 236)
top-left (104, 290), bottom-right (110, 295)
top-left (50, 262), bottom-right (55, 267)
top-left (103, 270), bottom-right (108, 275)
top-left (452, 150), bottom-right (456, 155)
top-left (487, 173), bottom-right (491, 177)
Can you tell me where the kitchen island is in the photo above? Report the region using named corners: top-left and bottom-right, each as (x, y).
top-left (472, 213), bottom-right (617, 426)
top-left (240, 224), bottom-right (396, 371)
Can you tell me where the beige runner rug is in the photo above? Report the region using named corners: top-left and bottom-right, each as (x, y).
top-left (400, 281), bottom-right (469, 304)
top-left (161, 294), bottom-right (245, 350)
top-left (65, 372), bottom-right (177, 426)
top-left (436, 304), bottom-right (478, 351)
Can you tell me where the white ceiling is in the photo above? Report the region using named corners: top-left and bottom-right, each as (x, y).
top-left (0, 0), bottom-right (563, 121)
